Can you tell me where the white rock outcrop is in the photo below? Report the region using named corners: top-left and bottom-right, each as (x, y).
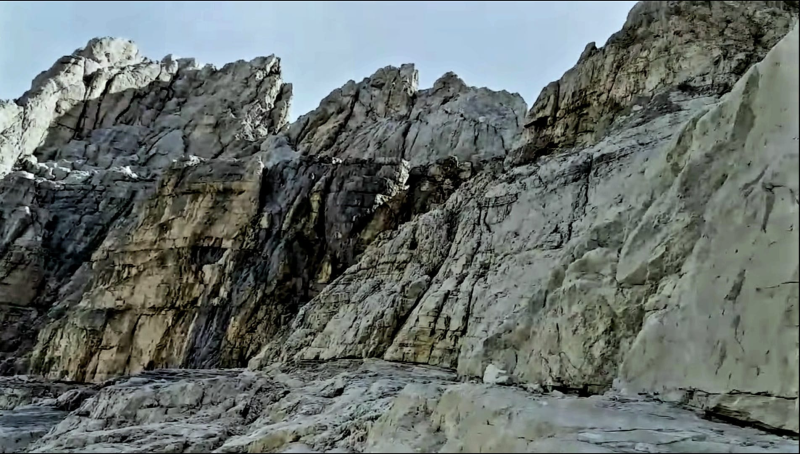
top-left (254, 7), bottom-right (800, 435)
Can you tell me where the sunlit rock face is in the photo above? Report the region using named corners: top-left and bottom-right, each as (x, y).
top-left (0, 35), bottom-right (526, 381)
top-left (0, 1), bottom-right (798, 451)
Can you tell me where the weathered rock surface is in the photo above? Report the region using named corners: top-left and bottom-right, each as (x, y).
top-left (1, 36), bottom-right (523, 379)
top-left (2, 360), bottom-right (795, 453)
top-left (366, 378), bottom-right (799, 453)
top-left (0, 376), bottom-right (94, 453)
top-left (0, 405), bottom-right (70, 453)
top-left (253, 4), bottom-right (800, 434)
top-left (513, 0), bottom-right (799, 162)
top-left (0, 38), bottom-right (290, 179)
top-left (1, 0), bottom-right (798, 450)
top-left (0, 37), bottom-right (293, 375)
top-left (616, 20), bottom-right (800, 434)
top-left (286, 67), bottom-right (525, 167)
top-left (0, 376), bottom-right (92, 411)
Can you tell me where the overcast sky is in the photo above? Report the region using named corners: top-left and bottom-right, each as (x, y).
top-left (0, 1), bottom-right (635, 120)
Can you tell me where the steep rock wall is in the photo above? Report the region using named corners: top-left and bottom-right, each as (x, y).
top-left (1, 39), bottom-right (524, 379)
top-left (512, 0), bottom-right (798, 163)
top-left (0, 41), bottom-right (293, 375)
top-left (0, 0), bottom-right (797, 439)
top-left (251, 4), bottom-right (800, 434)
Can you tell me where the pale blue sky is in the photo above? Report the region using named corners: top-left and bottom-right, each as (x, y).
top-left (0, 1), bottom-right (636, 120)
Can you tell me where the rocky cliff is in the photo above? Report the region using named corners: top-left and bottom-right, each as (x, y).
top-left (1, 1), bottom-right (798, 452)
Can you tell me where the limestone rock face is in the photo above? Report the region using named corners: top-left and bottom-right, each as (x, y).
top-left (1, 32), bottom-right (524, 379)
top-left (252, 12), bottom-right (800, 434)
top-left (512, 0), bottom-right (799, 164)
top-left (286, 67), bottom-right (526, 167)
top-left (616, 21), bottom-right (800, 434)
top-left (0, 37), bottom-right (290, 179)
top-left (0, 37), bottom-right (293, 376)
top-left (25, 153), bottom-right (418, 381)
top-left (0, 0), bottom-right (799, 449)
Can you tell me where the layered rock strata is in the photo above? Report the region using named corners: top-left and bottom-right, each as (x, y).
top-left (254, 1), bottom-right (800, 434)
top-left (0, 0), bottom-right (798, 450)
top-left (0, 39), bottom-right (525, 380)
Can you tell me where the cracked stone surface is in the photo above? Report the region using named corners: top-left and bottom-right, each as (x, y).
top-left (511, 0), bottom-right (799, 162)
top-left (367, 378), bottom-right (799, 453)
top-left (0, 376), bottom-right (92, 411)
top-left (0, 37), bottom-right (293, 376)
top-left (1, 360), bottom-right (795, 453)
top-left (1, 35), bottom-right (522, 380)
top-left (0, 376), bottom-right (94, 453)
top-left (253, 9), bottom-right (800, 434)
top-left (0, 405), bottom-right (70, 453)
top-left (0, 0), bottom-right (799, 450)
top-left (285, 67), bottom-right (526, 167)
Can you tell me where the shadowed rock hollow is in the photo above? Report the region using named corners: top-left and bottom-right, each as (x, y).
top-left (0, 1), bottom-right (798, 452)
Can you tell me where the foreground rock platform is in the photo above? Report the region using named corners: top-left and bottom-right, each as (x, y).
top-left (0, 360), bottom-right (795, 453)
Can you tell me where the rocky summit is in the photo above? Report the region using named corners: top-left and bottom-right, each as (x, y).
top-left (0, 1), bottom-right (798, 452)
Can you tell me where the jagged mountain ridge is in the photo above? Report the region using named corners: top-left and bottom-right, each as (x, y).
top-left (0, 1), bottom-right (798, 452)
top-left (0, 38), bottom-right (526, 379)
